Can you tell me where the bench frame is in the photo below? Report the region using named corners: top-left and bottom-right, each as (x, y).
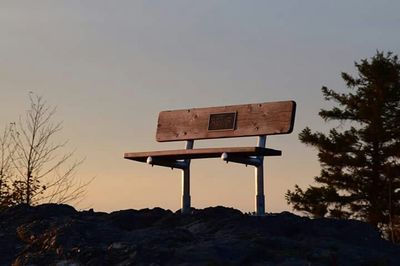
top-left (124, 101), bottom-right (296, 215)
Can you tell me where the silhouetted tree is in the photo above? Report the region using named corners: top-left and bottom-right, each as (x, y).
top-left (10, 93), bottom-right (90, 206)
top-left (0, 125), bottom-right (16, 208)
top-left (286, 51), bottom-right (400, 242)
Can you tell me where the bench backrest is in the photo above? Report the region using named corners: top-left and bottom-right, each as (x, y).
top-left (156, 101), bottom-right (296, 142)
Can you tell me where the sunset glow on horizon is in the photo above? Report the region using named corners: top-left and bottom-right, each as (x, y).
top-left (1, 1), bottom-right (399, 213)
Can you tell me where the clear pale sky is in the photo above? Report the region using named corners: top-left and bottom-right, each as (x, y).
top-left (1, 1), bottom-right (399, 212)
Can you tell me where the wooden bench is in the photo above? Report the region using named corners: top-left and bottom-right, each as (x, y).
top-left (124, 101), bottom-right (296, 215)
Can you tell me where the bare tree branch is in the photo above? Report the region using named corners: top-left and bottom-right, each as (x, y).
top-left (10, 93), bottom-right (93, 206)
top-left (0, 125), bottom-right (17, 207)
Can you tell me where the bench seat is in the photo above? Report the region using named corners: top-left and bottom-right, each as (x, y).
top-left (124, 147), bottom-right (281, 162)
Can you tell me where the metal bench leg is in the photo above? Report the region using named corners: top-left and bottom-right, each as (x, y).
top-left (255, 136), bottom-right (266, 216)
top-left (182, 167), bottom-right (191, 214)
top-left (255, 163), bottom-right (265, 216)
top-left (181, 140), bottom-right (194, 214)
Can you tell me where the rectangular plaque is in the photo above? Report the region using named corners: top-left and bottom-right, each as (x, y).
top-left (208, 112), bottom-right (237, 131)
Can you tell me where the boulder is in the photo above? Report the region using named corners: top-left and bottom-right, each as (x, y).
top-left (0, 204), bottom-right (398, 265)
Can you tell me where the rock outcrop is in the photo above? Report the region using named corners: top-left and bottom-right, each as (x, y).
top-left (0, 204), bottom-right (399, 265)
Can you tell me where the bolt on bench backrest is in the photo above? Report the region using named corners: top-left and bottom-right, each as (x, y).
top-left (156, 101), bottom-right (296, 142)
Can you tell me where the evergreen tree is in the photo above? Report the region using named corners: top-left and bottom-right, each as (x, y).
top-left (286, 52), bottom-right (400, 240)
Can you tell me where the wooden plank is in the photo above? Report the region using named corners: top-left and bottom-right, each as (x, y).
top-left (156, 101), bottom-right (296, 142)
top-left (124, 147), bottom-right (282, 162)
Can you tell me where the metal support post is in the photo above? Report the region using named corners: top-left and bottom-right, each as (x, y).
top-left (255, 136), bottom-right (266, 216)
top-left (181, 140), bottom-right (194, 214)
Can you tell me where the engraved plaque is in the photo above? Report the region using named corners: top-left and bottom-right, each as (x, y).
top-left (208, 112), bottom-right (237, 131)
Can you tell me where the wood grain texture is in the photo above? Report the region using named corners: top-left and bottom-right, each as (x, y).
top-left (156, 101), bottom-right (296, 142)
top-left (124, 147), bottom-right (282, 162)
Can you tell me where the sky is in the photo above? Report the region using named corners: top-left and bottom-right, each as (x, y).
top-left (1, 1), bottom-right (400, 213)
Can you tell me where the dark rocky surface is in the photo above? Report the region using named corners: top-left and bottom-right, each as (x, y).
top-left (0, 204), bottom-right (399, 265)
